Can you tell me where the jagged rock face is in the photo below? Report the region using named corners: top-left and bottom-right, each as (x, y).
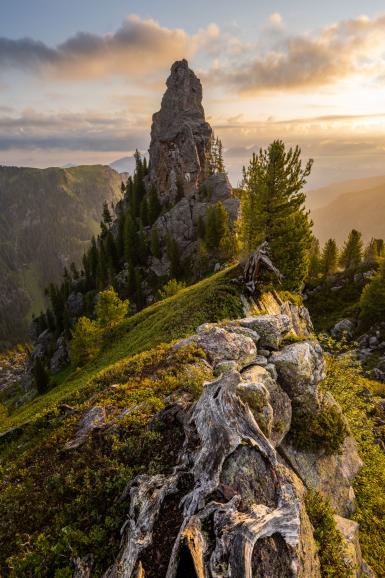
top-left (149, 59), bottom-right (212, 202)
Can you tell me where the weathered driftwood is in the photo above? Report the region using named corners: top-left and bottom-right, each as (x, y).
top-left (104, 368), bottom-right (320, 578)
top-left (243, 241), bottom-right (283, 294)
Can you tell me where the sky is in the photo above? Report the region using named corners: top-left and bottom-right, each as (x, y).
top-left (1, 0), bottom-right (385, 188)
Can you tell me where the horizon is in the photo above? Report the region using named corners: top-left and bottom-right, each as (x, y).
top-left (2, 1), bottom-right (385, 188)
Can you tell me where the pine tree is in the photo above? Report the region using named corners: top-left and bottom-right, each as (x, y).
top-left (340, 229), bottom-right (363, 271)
top-left (308, 237), bottom-right (321, 278)
top-left (32, 357), bottom-right (50, 394)
top-left (151, 227), bottom-right (161, 259)
top-left (102, 200), bottom-right (113, 228)
top-left (123, 212), bottom-right (137, 264)
top-left (239, 140), bottom-right (313, 291)
top-left (321, 239), bottom-right (338, 276)
top-left (360, 260), bottom-right (385, 324)
top-left (166, 234), bottom-right (183, 279)
top-left (148, 186), bottom-right (161, 224)
top-left (364, 238), bottom-right (385, 265)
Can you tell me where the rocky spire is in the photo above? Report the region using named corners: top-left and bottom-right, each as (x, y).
top-left (148, 59), bottom-right (212, 202)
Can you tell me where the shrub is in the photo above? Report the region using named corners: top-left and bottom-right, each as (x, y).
top-left (291, 400), bottom-right (347, 455)
top-left (305, 490), bottom-right (352, 577)
top-left (158, 279), bottom-right (186, 300)
top-left (95, 287), bottom-right (129, 330)
top-left (70, 316), bottom-right (101, 366)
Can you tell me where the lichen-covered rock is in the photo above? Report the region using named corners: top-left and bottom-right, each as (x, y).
top-left (270, 341), bottom-right (325, 407)
top-left (241, 364), bottom-right (292, 446)
top-left (177, 326), bottom-right (257, 370)
top-left (281, 436), bottom-right (362, 516)
top-left (237, 314), bottom-right (292, 350)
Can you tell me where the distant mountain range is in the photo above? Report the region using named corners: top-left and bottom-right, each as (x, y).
top-left (307, 175), bottom-right (385, 244)
top-left (0, 164), bottom-right (122, 348)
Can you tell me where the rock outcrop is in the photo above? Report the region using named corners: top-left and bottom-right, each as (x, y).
top-left (104, 304), bottom-right (369, 577)
top-left (148, 59), bottom-right (212, 202)
top-left (147, 60), bottom-right (239, 275)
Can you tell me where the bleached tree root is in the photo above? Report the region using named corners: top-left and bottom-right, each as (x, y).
top-left (105, 369), bottom-right (320, 578)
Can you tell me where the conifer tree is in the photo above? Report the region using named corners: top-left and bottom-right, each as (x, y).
top-left (148, 186), bottom-right (161, 224)
top-left (166, 234), bottom-right (183, 279)
top-left (340, 229), bottom-right (363, 271)
top-left (308, 237), bottom-right (321, 278)
top-left (321, 239), bottom-right (338, 276)
top-left (70, 316), bottom-right (101, 366)
top-left (123, 212), bottom-right (137, 264)
top-left (102, 200), bottom-right (113, 228)
top-left (360, 260), bottom-right (385, 324)
top-left (151, 227), bottom-right (161, 259)
top-left (239, 140), bottom-right (313, 291)
top-left (364, 238), bottom-right (385, 265)
top-left (33, 357), bottom-right (50, 394)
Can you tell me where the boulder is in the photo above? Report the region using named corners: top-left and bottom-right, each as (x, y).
top-left (270, 341), bottom-right (325, 405)
top-left (331, 319), bottom-right (355, 340)
top-left (176, 326), bottom-right (257, 370)
top-left (281, 435), bottom-right (362, 516)
top-left (237, 314), bottom-right (291, 350)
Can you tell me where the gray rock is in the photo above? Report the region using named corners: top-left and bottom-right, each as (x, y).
top-left (148, 59), bottom-right (212, 203)
top-left (281, 435), bottom-right (362, 516)
top-left (50, 336), bottom-right (69, 374)
top-left (176, 326), bottom-right (257, 370)
top-left (67, 292), bottom-right (84, 322)
top-left (270, 341), bottom-right (325, 403)
top-left (64, 406), bottom-right (106, 450)
top-left (266, 363), bottom-right (278, 381)
top-left (331, 319), bottom-right (354, 340)
top-left (238, 314), bottom-right (291, 350)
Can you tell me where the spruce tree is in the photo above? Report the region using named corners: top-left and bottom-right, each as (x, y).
top-left (364, 238), bottom-right (385, 265)
top-left (340, 229), bottom-right (363, 271)
top-left (148, 186), bottom-right (161, 224)
top-left (33, 357), bottom-right (50, 394)
top-left (102, 200), bottom-right (113, 228)
top-left (239, 140), bottom-right (313, 291)
top-left (321, 239), bottom-right (338, 276)
top-left (360, 260), bottom-right (385, 324)
top-left (166, 234), bottom-right (183, 279)
top-left (308, 237), bottom-right (321, 278)
top-left (151, 227), bottom-right (161, 259)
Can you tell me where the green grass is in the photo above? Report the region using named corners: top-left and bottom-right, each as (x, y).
top-left (0, 267), bottom-right (243, 432)
top-left (321, 353), bottom-right (385, 575)
top-left (0, 343), bottom-right (212, 577)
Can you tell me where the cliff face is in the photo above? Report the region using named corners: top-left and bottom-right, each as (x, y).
top-left (0, 165), bottom-right (122, 348)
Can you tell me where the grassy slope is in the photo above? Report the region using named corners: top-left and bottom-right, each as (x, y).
top-left (0, 267), bottom-right (243, 431)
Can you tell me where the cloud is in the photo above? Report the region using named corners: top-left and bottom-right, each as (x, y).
top-left (0, 16), bottom-right (218, 81)
top-left (0, 109), bottom-right (147, 151)
top-left (267, 13), bottom-right (285, 31)
top-left (208, 13), bottom-right (385, 93)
